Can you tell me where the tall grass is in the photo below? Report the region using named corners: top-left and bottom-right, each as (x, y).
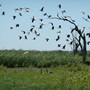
top-left (0, 50), bottom-right (81, 67)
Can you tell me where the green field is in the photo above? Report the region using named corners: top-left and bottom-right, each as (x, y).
top-left (0, 50), bottom-right (90, 90)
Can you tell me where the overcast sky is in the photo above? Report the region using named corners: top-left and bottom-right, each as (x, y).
top-left (0, 0), bottom-right (90, 51)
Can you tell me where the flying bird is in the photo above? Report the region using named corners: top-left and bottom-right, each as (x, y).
top-left (67, 34), bottom-right (70, 38)
top-left (22, 31), bottom-right (25, 34)
top-left (81, 11), bottom-right (85, 15)
top-left (25, 35), bottom-right (27, 39)
top-left (16, 24), bottom-right (19, 27)
top-left (10, 27), bottom-right (13, 29)
top-left (19, 13), bottom-right (22, 16)
top-left (31, 16), bottom-right (36, 23)
top-left (62, 45), bottom-right (66, 49)
top-left (58, 25), bottom-right (61, 28)
top-left (82, 17), bottom-right (89, 22)
top-left (2, 11), bottom-right (5, 15)
top-left (30, 28), bottom-right (34, 32)
top-left (87, 15), bottom-right (90, 19)
top-left (19, 36), bottom-right (22, 40)
top-left (58, 44), bottom-right (61, 47)
top-left (13, 16), bottom-right (16, 20)
top-left (56, 35), bottom-right (60, 41)
top-left (45, 38), bottom-right (49, 42)
top-left (58, 4), bottom-right (61, 9)
top-left (43, 13), bottom-right (47, 16)
top-left (40, 7), bottom-right (44, 12)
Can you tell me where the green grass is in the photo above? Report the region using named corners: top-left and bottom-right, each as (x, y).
top-left (0, 50), bottom-right (83, 67)
top-left (0, 50), bottom-right (90, 90)
top-left (0, 65), bottom-right (90, 90)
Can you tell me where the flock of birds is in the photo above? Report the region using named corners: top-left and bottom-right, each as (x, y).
top-left (0, 3), bottom-right (90, 50)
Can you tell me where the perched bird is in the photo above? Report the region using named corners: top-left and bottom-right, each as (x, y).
top-left (31, 16), bottom-right (36, 23)
top-left (18, 36), bottom-right (22, 40)
top-left (16, 24), bottom-right (19, 27)
top-left (56, 35), bottom-right (60, 41)
top-left (2, 11), bottom-right (5, 15)
top-left (22, 31), bottom-right (25, 34)
top-left (13, 16), bottom-right (16, 20)
top-left (58, 4), bottom-right (61, 9)
top-left (0, 4), bottom-right (1, 6)
top-left (40, 7), bottom-right (44, 12)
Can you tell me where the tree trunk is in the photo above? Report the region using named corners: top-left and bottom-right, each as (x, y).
top-left (82, 34), bottom-right (87, 63)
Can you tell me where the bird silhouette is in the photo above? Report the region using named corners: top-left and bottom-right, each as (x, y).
top-left (19, 13), bottom-right (22, 16)
top-left (61, 10), bottom-right (66, 14)
top-left (40, 19), bottom-right (43, 22)
top-left (58, 44), bottom-right (61, 47)
top-left (58, 4), bottom-right (61, 9)
top-left (45, 38), bottom-right (49, 42)
top-left (13, 16), bottom-right (16, 20)
top-left (2, 11), bottom-right (5, 15)
top-left (40, 7), bottom-right (44, 12)
top-left (47, 15), bottom-right (52, 18)
top-left (43, 13), bottom-right (47, 16)
top-left (25, 35), bottom-right (27, 39)
top-left (57, 31), bottom-right (61, 33)
top-left (33, 37), bottom-right (36, 40)
top-left (36, 33), bottom-right (40, 36)
top-left (62, 45), bottom-right (66, 49)
top-left (58, 25), bottom-right (61, 28)
top-left (19, 36), bottom-right (22, 40)
top-left (31, 16), bottom-right (36, 23)
top-left (16, 24), bottom-right (19, 27)
top-left (10, 27), bottom-right (13, 29)
top-left (39, 23), bottom-right (45, 29)
top-left (22, 31), bottom-right (25, 34)
top-left (82, 17), bottom-right (89, 22)
top-left (81, 11), bottom-right (85, 15)
top-left (0, 4), bottom-right (1, 6)
top-left (86, 33), bottom-right (90, 37)
top-left (87, 41), bottom-right (90, 45)
top-left (25, 7), bottom-right (30, 12)
top-left (87, 15), bottom-right (90, 19)
top-left (67, 34), bottom-right (70, 38)
top-left (30, 28), bottom-right (34, 32)
top-left (51, 26), bottom-right (54, 30)
top-left (56, 35), bottom-right (60, 41)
